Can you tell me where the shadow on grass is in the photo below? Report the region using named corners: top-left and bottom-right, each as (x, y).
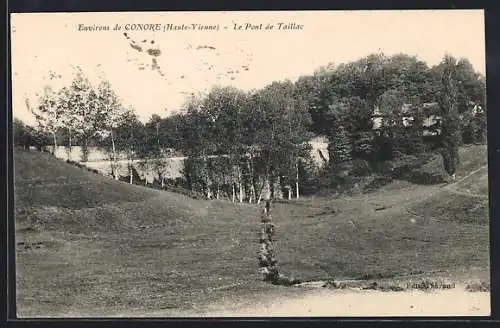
top-left (391, 169), bottom-right (447, 185)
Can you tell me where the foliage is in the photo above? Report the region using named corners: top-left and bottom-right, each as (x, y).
top-left (439, 55), bottom-right (461, 177)
top-left (28, 86), bottom-right (65, 153)
top-left (13, 118), bottom-right (51, 150)
top-left (23, 51), bottom-right (486, 196)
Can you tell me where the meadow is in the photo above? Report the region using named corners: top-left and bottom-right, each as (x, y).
top-left (14, 145), bottom-right (489, 317)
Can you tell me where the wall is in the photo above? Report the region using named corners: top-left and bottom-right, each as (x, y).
top-left (45, 141), bottom-right (329, 183)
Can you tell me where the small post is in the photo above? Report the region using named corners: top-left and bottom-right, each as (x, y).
top-left (258, 200), bottom-right (279, 282)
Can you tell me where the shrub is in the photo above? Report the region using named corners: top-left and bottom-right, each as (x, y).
top-left (350, 159), bottom-right (372, 176)
top-left (352, 131), bottom-right (376, 160)
top-left (370, 161), bottom-right (394, 174)
top-left (363, 175), bottom-right (394, 193)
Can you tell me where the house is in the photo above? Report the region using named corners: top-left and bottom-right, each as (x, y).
top-left (372, 102), bottom-right (442, 136)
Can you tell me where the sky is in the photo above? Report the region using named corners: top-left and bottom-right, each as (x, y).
top-left (10, 10), bottom-right (486, 125)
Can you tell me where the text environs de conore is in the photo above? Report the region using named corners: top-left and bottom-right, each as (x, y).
top-left (77, 22), bottom-right (304, 32)
top-left (77, 23), bottom-right (221, 32)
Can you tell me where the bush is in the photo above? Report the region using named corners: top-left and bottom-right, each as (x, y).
top-left (386, 153), bottom-right (445, 185)
top-left (350, 159), bottom-right (372, 176)
top-left (118, 175), bottom-right (130, 183)
top-left (352, 131), bottom-right (376, 160)
top-left (370, 161), bottom-right (394, 174)
top-left (163, 185), bottom-right (207, 200)
top-left (404, 171), bottom-right (446, 185)
top-left (462, 124), bottom-right (475, 145)
top-left (363, 175), bottom-right (394, 193)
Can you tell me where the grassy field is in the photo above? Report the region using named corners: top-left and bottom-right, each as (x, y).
top-left (14, 145), bottom-right (490, 317)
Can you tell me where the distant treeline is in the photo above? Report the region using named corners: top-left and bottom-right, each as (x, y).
top-left (14, 52), bottom-right (486, 201)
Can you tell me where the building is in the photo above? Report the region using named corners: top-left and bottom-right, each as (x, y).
top-left (372, 102), bottom-right (442, 136)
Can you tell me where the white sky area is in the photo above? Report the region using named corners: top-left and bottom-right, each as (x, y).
top-left (11, 10), bottom-right (485, 125)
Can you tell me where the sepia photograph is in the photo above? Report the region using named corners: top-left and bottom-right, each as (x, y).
top-left (10, 9), bottom-right (489, 317)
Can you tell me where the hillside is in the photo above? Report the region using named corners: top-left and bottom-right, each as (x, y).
top-left (14, 146), bottom-right (490, 317)
top-left (14, 151), bottom-right (162, 209)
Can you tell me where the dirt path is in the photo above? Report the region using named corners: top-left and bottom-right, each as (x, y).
top-left (443, 165), bottom-right (489, 198)
top-left (361, 164), bottom-right (489, 218)
top-left (100, 287), bottom-right (489, 318)
top-left (448, 165), bottom-right (488, 188)
top-left (204, 289), bottom-right (490, 317)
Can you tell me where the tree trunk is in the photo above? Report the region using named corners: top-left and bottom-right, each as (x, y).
top-left (239, 181), bottom-right (244, 203)
top-left (295, 160), bottom-right (300, 199)
top-left (161, 176), bottom-right (165, 188)
top-left (258, 200), bottom-right (279, 282)
top-left (264, 175), bottom-right (271, 201)
top-left (111, 131), bottom-right (118, 180)
top-left (270, 175), bottom-right (275, 200)
top-left (274, 175), bottom-right (283, 199)
top-left (82, 138), bottom-right (89, 162)
top-left (257, 176), bottom-right (269, 205)
top-left (206, 183), bottom-right (212, 199)
top-left (52, 132), bottom-right (57, 155)
top-left (129, 164), bottom-right (133, 184)
top-left (256, 179), bottom-right (263, 204)
top-left (288, 183), bottom-right (292, 200)
top-left (247, 158), bottom-right (256, 203)
top-left (144, 161), bottom-right (149, 185)
top-left (238, 166), bottom-right (244, 203)
top-left (232, 183), bottom-right (236, 203)
top-left (67, 129), bottom-right (72, 161)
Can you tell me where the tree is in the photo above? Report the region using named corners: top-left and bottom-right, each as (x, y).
top-left (246, 81), bottom-right (312, 202)
top-left (179, 94), bottom-right (211, 156)
top-left (107, 109), bottom-right (145, 183)
top-left (141, 113), bottom-right (177, 187)
top-left (67, 68), bottom-right (105, 161)
top-left (200, 86), bottom-right (249, 200)
top-left (376, 88), bottom-right (409, 159)
top-left (288, 84), bottom-right (313, 199)
top-left (407, 102), bottom-right (426, 154)
top-left (57, 86), bottom-right (76, 159)
top-left (439, 54), bottom-right (460, 179)
top-left (305, 70), bottom-right (342, 136)
top-left (472, 106), bottom-right (487, 144)
top-left (358, 52), bottom-right (389, 109)
top-left (157, 113), bottom-right (184, 152)
top-left (455, 58), bottom-right (485, 113)
top-left (97, 79), bottom-right (125, 178)
top-left (28, 86), bottom-right (65, 154)
top-left (13, 118), bottom-right (30, 149)
top-left (178, 94), bottom-right (215, 197)
top-left (322, 96), bottom-right (358, 172)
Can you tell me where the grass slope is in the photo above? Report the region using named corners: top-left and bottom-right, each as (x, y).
top-left (14, 146), bottom-right (490, 317)
top-left (14, 151), bottom-right (161, 209)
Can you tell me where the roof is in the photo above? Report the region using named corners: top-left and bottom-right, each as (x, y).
top-left (374, 102), bottom-right (440, 117)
